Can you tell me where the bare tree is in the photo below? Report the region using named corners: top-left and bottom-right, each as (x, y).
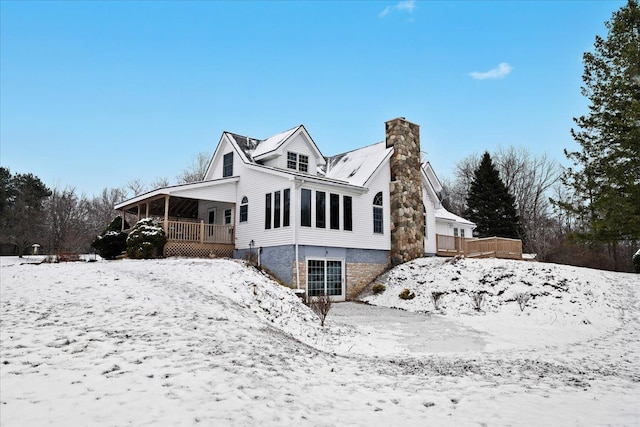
top-left (177, 152), bottom-right (211, 184)
top-left (150, 176), bottom-right (170, 189)
top-left (47, 187), bottom-right (91, 253)
top-left (126, 179), bottom-right (148, 197)
top-left (86, 187), bottom-right (128, 234)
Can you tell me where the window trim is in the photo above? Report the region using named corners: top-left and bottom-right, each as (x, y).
top-left (223, 152), bottom-right (233, 177)
top-left (343, 195), bottom-right (353, 231)
top-left (306, 257), bottom-right (345, 299)
top-left (239, 196), bottom-right (248, 223)
top-left (265, 193), bottom-right (272, 230)
top-left (316, 191), bottom-right (326, 228)
top-left (373, 191), bottom-right (383, 234)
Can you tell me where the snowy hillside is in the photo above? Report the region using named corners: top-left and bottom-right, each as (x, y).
top-left (359, 257), bottom-right (629, 350)
top-left (1, 256), bottom-right (639, 426)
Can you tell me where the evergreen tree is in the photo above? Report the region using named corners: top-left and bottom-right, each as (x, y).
top-left (464, 152), bottom-right (522, 239)
top-left (560, 0), bottom-right (640, 253)
top-left (0, 169), bottom-right (51, 255)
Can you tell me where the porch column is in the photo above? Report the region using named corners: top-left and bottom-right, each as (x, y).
top-left (163, 195), bottom-right (170, 233)
top-left (145, 202), bottom-right (149, 218)
top-left (136, 205), bottom-right (141, 222)
top-left (121, 209), bottom-right (126, 231)
top-left (200, 220), bottom-right (205, 244)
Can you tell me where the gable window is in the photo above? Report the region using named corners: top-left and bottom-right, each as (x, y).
top-left (240, 197), bottom-right (248, 222)
top-left (287, 152), bottom-right (309, 173)
top-left (373, 192), bottom-right (383, 234)
top-left (224, 208), bottom-right (232, 225)
top-left (283, 189), bottom-right (290, 227)
top-left (330, 193), bottom-right (339, 230)
top-left (265, 193), bottom-right (272, 230)
top-left (301, 189), bottom-right (311, 227)
top-left (299, 155), bottom-right (309, 172)
top-left (287, 152), bottom-right (297, 170)
top-left (343, 196), bottom-right (353, 231)
top-left (316, 191), bottom-right (326, 228)
top-left (274, 191), bottom-right (281, 228)
top-left (223, 153), bottom-right (233, 177)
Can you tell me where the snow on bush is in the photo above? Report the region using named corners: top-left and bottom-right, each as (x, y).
top-left (91, 216), bottom-right (129, 260)
top-left (126, 218), bottom-right (167, 259)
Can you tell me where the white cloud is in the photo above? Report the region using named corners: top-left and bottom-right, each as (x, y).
top-left (469, 62), bottom-right (514, 80)
top-left (379, 0), bottom-right (415, 18)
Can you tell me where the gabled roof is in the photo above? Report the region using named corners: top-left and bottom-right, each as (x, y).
top-left (323, 141), bottom-right (393, 187)
top-left (434, 206), bottom-right (476, 226)
top-left (251, 126), bottom-right (300, 159)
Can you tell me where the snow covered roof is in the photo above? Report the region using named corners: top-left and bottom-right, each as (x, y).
top-left (251, 126), bottom-right (300, 159)
top-left (434, 206), bottom-right (476, 226)
top-left (324, 141), bottom-right (393, 187)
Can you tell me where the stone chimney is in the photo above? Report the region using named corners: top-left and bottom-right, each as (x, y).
top-left (385, 117), bottom-right (425, 265)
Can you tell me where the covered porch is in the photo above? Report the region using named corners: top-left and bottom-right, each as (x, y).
top-left (115, 179), bottom-right (238, 258)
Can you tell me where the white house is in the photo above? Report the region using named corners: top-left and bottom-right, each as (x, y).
top-left (115, 117), bottom-right (475, 300)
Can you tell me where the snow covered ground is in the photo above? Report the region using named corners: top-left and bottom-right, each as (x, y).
top-left (1, 256), bottom-right (639, 426)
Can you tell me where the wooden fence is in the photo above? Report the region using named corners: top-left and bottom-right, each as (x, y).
top-left (436, 235), bottom-right (522, 260)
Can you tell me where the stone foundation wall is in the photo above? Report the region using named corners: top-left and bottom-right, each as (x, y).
top-left (292, 260), bottom-right (387, 300)
top-left (385, 117), bottom-right (425, 265)
top-left (345, 262), bottom-right (388, 300)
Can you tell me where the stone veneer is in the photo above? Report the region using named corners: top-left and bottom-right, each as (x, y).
top-left (385, 117), bottom-right (425, 265)
top-left (293, 261), bottom-right (387, 300)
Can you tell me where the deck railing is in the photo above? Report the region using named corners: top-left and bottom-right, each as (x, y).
top-left (436, 235), bottom-right (522, 260)
top-left (165, 220), bottom-right (234, 245)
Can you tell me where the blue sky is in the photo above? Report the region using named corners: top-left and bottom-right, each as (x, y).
top-left (0, 0), bottom-right (625, 196)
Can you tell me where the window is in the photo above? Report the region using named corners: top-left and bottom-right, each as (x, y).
top-left (240, 197), bottom-right (248, 222)
top-left (223, 153), bottom-right (233, 177)
top-left (461, 229), bottom-right (465, 238)
top-left (208, 209), bottom-right (216, 225)
top-left (287, 152), bottom-right (309, 172)
top-left (283, 189), bottom-right (290, 227)
top-left (454, 228), bottom-right (459, 237)
top-left (343, 196), bottom-right (353, 231)
top-left (287, 152), bottom-right (297, 170)
top-left (301, 189), bottom-right (311, 227)
top-left (373, 191), bottom-right (383, 234)
top-left (307, 259), bottom-right (343, 297)
top-left (265, 193), bottom-right (272, 229)
top-left (316, 191), bottom-right (326, 228)
top-left (274, 191), bottom-right (281, 228)
top-left (423, 204), bottom-right (427, 238)
top-left (330, 193), bottom-right (339, 230)
top-left (299, 155), bottom-right (309, 172)
top-left (224, 209), bottom-right (232, 225)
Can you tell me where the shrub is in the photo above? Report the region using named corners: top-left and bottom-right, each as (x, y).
top-left (431, 291), bottom-right (445, 310)
top-left (633, 249), bottom-right (640, 273)
top-left (398, 288), bottom-right (415, 300)
top-left (515, 292), bottom-right (532, 312)
top-left (91, 217), bottom-right (129, 260)
top-left (308, 292), bottom-right (332, 327)
top-left (126, 218), bottom-right (167, 259)
top-left (371, 283), bottom-right (386, 295)
top-left (469, 291), bottom-right (485, 311)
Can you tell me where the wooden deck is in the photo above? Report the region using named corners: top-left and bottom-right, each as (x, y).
top-left (163, 220), bottom-right (234, 258)
top-left (436, 235), bottom-right (522, 260)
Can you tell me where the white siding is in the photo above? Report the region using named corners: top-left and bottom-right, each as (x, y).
top-left (173, 181), bottom-right (237, 203)
top-left (262, 133), bottom-right (322, 172)
top-left (234, 166), bottom-right (294, 250)
top-left (204, 136), bottom-right (236, 181)
top-left (423, 189), bottom-right (437, 254)
top-left (296, 162), bottom-right (390, 251)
